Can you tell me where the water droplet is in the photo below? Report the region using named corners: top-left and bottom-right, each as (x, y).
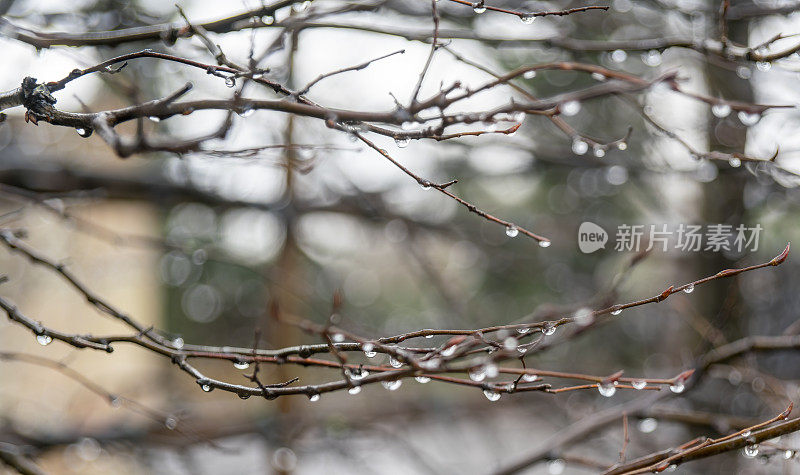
top-left (539, 240), bottom-right (551, 248)
top-left (382, 380), bottom-right (402, 391)
top-left (225, 76), bottom-right (236, 88)
top-left (148, 116), bottom-right (161, 122)
top-left (441, 345), bottom-right (457, 357)
top-left (711, 103), bottom-right (731, 118)
top-left (617, 141), bottom-right (628, 151)
top-left (473, 4), bottom-right (487, 13)
top-left (238, 106), bottom-right (254, 118)
top-left (665, 464), bottom-right (677, 472)
top-left (516, 327), bottom-right (529, 334)
top-left (36, 334), bottom-right (52, 346)
top-left (784, 450), bottom-right (794, 460)
top-left (737, 66), bottom-right (752, 79)
top-left (505, 226), bottom-right (519, 238)
top-left (669, 381), bottom-right (685, 393)
top-left (642, 50), bottom-right (662, 67)
top-left (611, 49), bottom-right (627, 63)
top-left (238, 393), bottom-right (251, 400)
top-left (332, 333), bottom-right (345, 343)
top-left (593, 146), bottom-right (606, 158)
top-left (522, 373), bottom-right (539, 382)
top-left (395, 137), bottom-right (410, 148)
top-left (611, 307), bottom-right (622, 316)
top-left (424, 334), bottom-right (434, 339)
top-left (517, 347), bottom-right (527, 354)
top-left (639, 417), bottom-right (658, 433)
top-left (173, 337), bottom-right (184, 350)
top-left (743, 444), bottom-right (759, 458)
top-left (350, 369), bottom-right (369, 380)
top-left (292, 1), bottom-right (311, 12)
top-left (742, 430), bottom-right (751, 437)
top-left (308, 393), bottom-right (320, 402)
top-left (389, 356), bottom-right (403, 368)
top-left (729, 157), bottom-right (741, 168)
top-left (548, 459), bottom-right (566, 475)
top-left (632, 380), bottom-right (647, 390)
top-left (75, 127), bottom-right (92, 138)
top-left (201, 384), bottom-right (213, 392)
top-left (520, 14), bottom-right (535, 24)
top-left (348, 386), bottom-right (361, 395)
top-left (512, 111), bottom-right (525, 122)
top-left (469, 366), bottom-right (487, 382)
top-left (165, 416), bottom-right (178, 430)
top-left (483, 389), bottom-right (501, 401)
top-left (415, 376), bottom-right (431, 384)
top-left (591, 72), bottom-right (606, 81)
top-left (523, 70), bottom-right (536, 79)
top-left (561, 101), bottom-right (581, 116)
top-left (572, 138), bottom-right (589, 155)
top-left (737, 111), bottom-right (761, 126)
top-left (234, 360), bottom-right (250, 370)
top-left (756, 61), bottom-right (771, 72)
top-left (543, 324), bottom-right (556, 336)
top-left (683, 284), bottom-right (695, 294)
top-left (598, 382), bottom-right (616, 397)
top-left (363, 343), bottom-right (377, 358)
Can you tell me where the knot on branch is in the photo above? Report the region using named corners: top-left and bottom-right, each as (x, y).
top-left (21, 76), bottom-right (57, 123)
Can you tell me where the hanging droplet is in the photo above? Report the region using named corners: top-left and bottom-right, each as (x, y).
top-left (238, 393), bottom-right (251, 400)
top-left (543, 324), bottom-right (556, 336)
top-left (755, 61), bottom-right (771, 72)
top-left (395, 137), bottom-right (410, 148)
top-left (332, 333), bottom-right (345, 343)
top-left (784, 450), bottom-right (794, 460)
top-left (308, 393), bottom-right (321, 402)
top-left (548, 459), bottom-right (566, 475)
top-left (523, 70), bottom-right (536, 79)
top-left (420, 181), bottom-right (432, 190)
top-left (591, 72), bottom-right (607, 81)
top-left (632, 380), bottom-right (647, 390)
top-left (148, 116), bottom-right (161, 123)
top-left (520, 14), bottom-right (535, 24)
top-left (729, 157), bottom-right (742, 168)
top-left (611, 49), bottom-right (627, 63)
top-left (572, 138), bottom-right (589, 155)
top-left (201, 384), bottom-right (213, 392)
top-left (238, 106), bottom-right (254, 118)
top-left (611, 307), bottom-right (623, 316)
top-left (561, 101), bottom-right (581, 116)
top-left (593, 146), bottom-right (606, 158)
top-left (76, 127), bottom-right (93, 138)
top-left (598, 382), bottom-right (616, 397)
top-left (348, 386), bottom-right (362, 395)
top-left (638, 417), bottom-right (658, 433)
top-left (424, 334), bottom-right (434, 339)
top-left (173, 337), bottom-right (184, 350)
top-left (363, 343), bottom-right (377, 358)
top-left (737, 111), bottom-right (761, 126)
top-left (617, 141), bottom-right (628, 151)
top-left (516, 327), bottom-right (529, 334)
top-left (350, 369), bottom-right (368, 380)
top-left (517, 346), bottom-right (527, 354)
top-left (743, 444), bottom-right (759, 458)
top-left (483, 389), bottom-right (501, 401)
top-left (469, 366), bottom-right (487, 382)
top-left (711, 103), bottom-right (731, 118)
top-left (389, 356), bottom-right (403, 368)
top-left (683, 284), bottom-right (695, 294)
top-left (539, 240), bottom-right (551, 248)
top-left (381, 380), bottom-right (402, 391)
top-left (473, 4), bottom-right (487, 13)
top-left (741, 430), bottom-right (751, 437)
top-left (36, 334), bottom-right (52, 346)
top-left (234, 360), bottom-right (250, 370)
top-left (415, 376), bottom-right (431, 384)
top-left (225, 76), bottom-right (236, 88)
top-left (642, 50), bottom-right (662, 67)
top-left (505, 226), bottom-right (519, 238)
top-left (522, 373), bottom-right (539, 382)
top-left (669, 381), bottom-right (685, 393)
